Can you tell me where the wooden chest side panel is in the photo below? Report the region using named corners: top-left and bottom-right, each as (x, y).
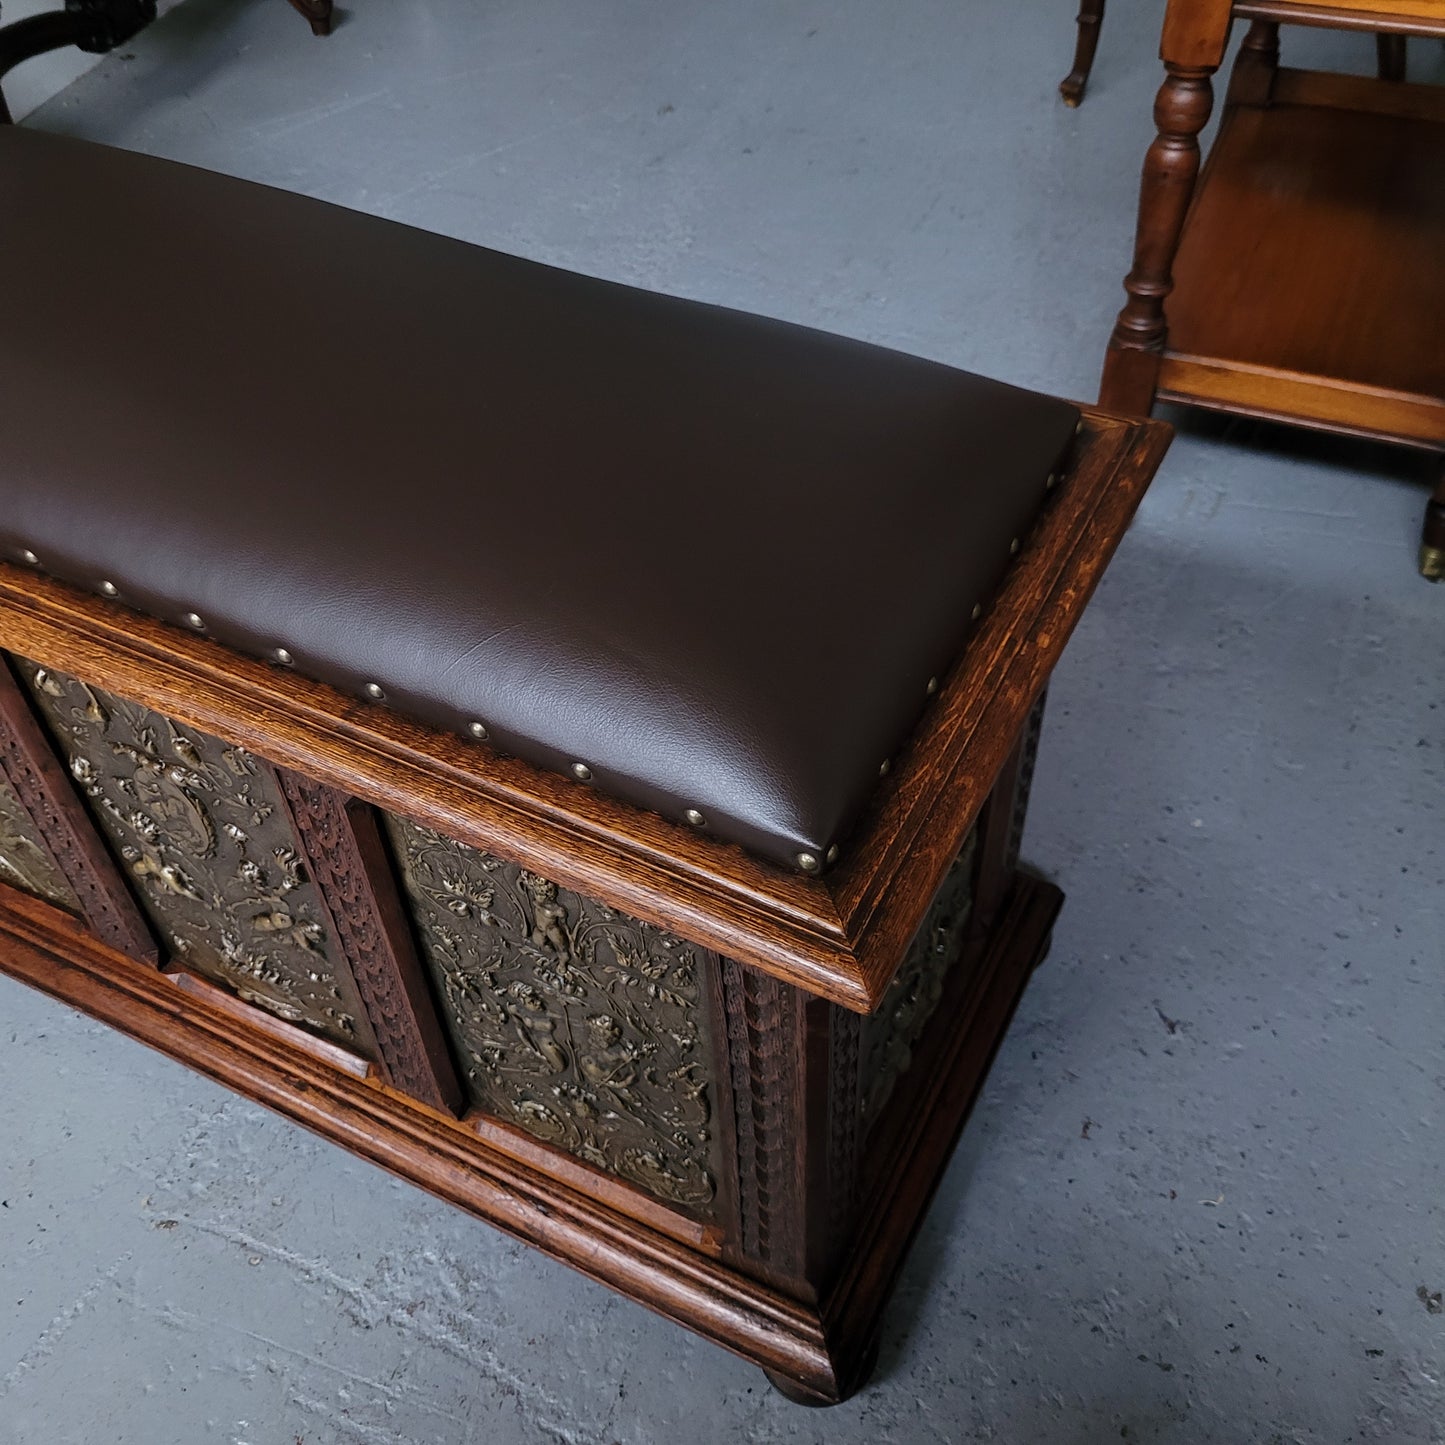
top-left (16, 658), bottom-right (380, 1059)
top-left (857, 828), bottom-right (980, 1134)
top-left (383, 811), bottom-right (724, 1216)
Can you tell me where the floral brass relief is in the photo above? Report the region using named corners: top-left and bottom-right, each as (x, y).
top-left (18, 661), bottom-right (375, 1054)
top-left (859, 828), bottom-right (979, 1130)
top-left (384, 814), bottom-right (719, 1211)
top-left (0, 771), bottom-right (79, 912)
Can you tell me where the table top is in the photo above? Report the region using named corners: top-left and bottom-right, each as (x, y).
top-left (1237, 0), bottom-right (1445, 36)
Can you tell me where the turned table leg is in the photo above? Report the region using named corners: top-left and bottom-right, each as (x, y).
top-left (1099, 58), bottom-right (1218, 415)
top-left (1228, 17), bottom-right (1279, 105)
top-left (1376, 33), bottom-right (1406, 82)
top-left (1060, 0), bottom-right (1106, 106)
top-left (1422, 471), bottom-right (1445, 581)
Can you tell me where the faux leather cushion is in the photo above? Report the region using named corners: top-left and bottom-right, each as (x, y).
top-left (0, 127), bottom-right (1078, 870)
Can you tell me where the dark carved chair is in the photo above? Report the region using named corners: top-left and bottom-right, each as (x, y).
top-left (1060, 0), bottom-right (1407, 105)
top-left (0, 0), bottom-right (332, 124)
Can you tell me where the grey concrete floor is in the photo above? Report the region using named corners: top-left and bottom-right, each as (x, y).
top-left (1, 1), bottom-right (1442, 1441)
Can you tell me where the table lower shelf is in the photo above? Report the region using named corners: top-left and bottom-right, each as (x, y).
top-left (1161, 67), bottom-right (1445, 451)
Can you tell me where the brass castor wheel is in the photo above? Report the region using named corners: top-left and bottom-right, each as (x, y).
top-left (1421, 492), bottom-right (1445, 582)
top-left (1059, 73), bottom-right (1087, 107)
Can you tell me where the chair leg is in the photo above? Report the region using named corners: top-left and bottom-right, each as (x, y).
top-left (285, 0), bottom-right (333, 37)
top-left (1376, 33), bottom-right (1406, 82)
top-left (0, 0), bottom-right (156, 123)
top-left (1421, 472), bottom-right (1445, 582)
top-left (1060, 0), bottom-right (1106, 107)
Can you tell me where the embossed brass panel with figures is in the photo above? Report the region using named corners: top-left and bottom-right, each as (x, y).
top-left (17, 660), bottom-right (378, 1057)
top-left (858, 827), bottom-right (979, 1131)
top-left (384, 813), bottom-right (721, 1213)
top-left (0, 769), bottom-right (80, 913)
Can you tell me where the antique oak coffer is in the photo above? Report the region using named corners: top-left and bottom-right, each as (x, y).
top-left (0, 127), bottom-right (1170, 1404)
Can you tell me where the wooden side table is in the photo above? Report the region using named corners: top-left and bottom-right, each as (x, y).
top-left (1100, 0), bottom-right (1445, 578)
top-left (1060, 0), bottom-right (1409, 105)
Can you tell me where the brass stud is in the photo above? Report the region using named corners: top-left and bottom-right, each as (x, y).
top-left (825, 844), bottom-right (840, 866)
top-left (272, 647), bottom-right (294, 667)
top-left (99, 580), bottom-right (119, 598)
top-left (1075, 418), bottom-right (1085, 436)
top-left (1046, 472), bottom-right (1058, 490)
top-left (364, 682), bottom-right (386, 701)
top-left (926, 676), bottom-right (939, 697)
top-left (19, 549), bottom-right (39, 567)
top-left (684, 808), bottom-right (706, 828)
top-left (183, 611), bottom-right (206, 631)
top-left (468, 721), bottom-right (489, 741)
top-left (796, 851), bottom-right (821, 875)
top-left (971, 602), bottom-right (983, 621)
top-left (879, 759), bottom-right (891, 778)
top-left (1009, 537), bottom-right (1021, 555)
top-left (571, 762), bottom-right (593, 782)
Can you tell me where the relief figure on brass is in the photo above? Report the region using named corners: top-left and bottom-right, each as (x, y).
top-left (859, 828), bottom-right (978, 1130)
top-left (385, 814), bottom-right (719, 1211)
top-left (17, 661), bottom-right (375, 1053)
top-left (0, 770), bottom-right (80, 912)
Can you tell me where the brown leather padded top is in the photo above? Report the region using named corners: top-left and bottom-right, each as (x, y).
top-left (0, 127), bottom-right (1078, 871)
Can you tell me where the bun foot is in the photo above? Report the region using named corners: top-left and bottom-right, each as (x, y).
top-left (763, 1336), bottom-right (881, 1406)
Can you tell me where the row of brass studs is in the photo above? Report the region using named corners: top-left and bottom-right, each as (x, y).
top-left (6, 425), bottom-right (1078, 880)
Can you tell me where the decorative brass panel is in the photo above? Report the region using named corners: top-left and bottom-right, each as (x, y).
top-left (0, 770), bottom-right (79, 912)
top-left (859, 828), bottom-right (978, 1131)
top-left (18, 661), bottom-right (376, 1055)
top-left (384, 814), bottom-right (719, 1212)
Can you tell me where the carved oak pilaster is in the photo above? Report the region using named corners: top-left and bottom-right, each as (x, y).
top-left (0, 767), bottom-right (79, 912)
top-left (720, 959), bottom-right (809, 1275)
top-left (274, 771), bottom-right (464, 1115)
top-left (827, 1007), bottom-right (862, 1235)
